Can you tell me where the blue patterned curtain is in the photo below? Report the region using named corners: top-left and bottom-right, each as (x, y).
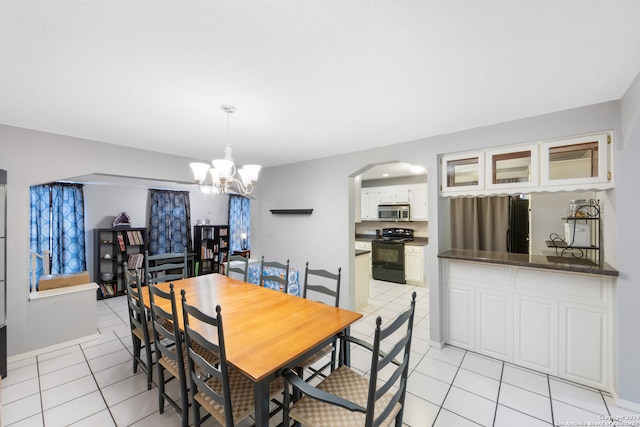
top-left (29, 183), bottom-right (86, 290)
top-left (148, 190), bottom-right (192, 254)
top-left (229, 195), bottom-right (250, 252)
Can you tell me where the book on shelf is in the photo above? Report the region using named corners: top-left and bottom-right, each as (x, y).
top-left (117, 234), bottom-right (126, 251)
top-left (100, 283), bottom-right (116, 298)
top-left (126, 230), bottom-right (144, 245)
top-left (127, 253), bottom-right (144, 269)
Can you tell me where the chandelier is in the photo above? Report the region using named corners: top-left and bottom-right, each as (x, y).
top-left (190, 105), bottom-right (261, 196)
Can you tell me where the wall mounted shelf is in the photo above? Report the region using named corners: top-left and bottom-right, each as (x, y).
top-left (269, 209), bottom-right (313, 215)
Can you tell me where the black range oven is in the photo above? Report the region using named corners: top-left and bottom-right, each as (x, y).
top-left (372, 228), bottom-right (414, 284)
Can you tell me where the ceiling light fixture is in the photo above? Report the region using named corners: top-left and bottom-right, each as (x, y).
top-left (190, 105), bottom-right (261, 195)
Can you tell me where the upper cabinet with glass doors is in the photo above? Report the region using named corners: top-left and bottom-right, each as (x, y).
top-left (441, 152), bottom-right (485, 194)
top-left (440, 132), bottom-right (613, 196)
top-left (486, 145), bottom-right (539, 190)
top-left (540, 133), bottom-right (611, 188)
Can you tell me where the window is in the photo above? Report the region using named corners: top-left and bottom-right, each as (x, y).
top-left (29, 183), bottom-right (86, 291)
top-left (148, 190), bottom-right (192, 254)
top-left (228, 195), bottom-right (250, 252)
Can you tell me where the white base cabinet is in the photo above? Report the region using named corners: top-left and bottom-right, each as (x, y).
top-left (560, 302), bottom-right (607, 387)
top-left (354, 241), bottom-right (372, 277)
top-left (514, 294), bottom-right (558, 375)
top-left (404, 245), bottom-right (425, 285)
top-left (444, 259), bottom-right (614, 391)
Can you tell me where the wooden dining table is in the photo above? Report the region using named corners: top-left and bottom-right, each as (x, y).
top-left (144, 273), bottom-right (362, 427)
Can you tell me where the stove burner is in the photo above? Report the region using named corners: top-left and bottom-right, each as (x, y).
top-left (375, 227), bottom-right (415, 243)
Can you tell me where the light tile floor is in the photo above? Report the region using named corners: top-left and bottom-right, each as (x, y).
top-left (2, 279), bottom-right (639, 426)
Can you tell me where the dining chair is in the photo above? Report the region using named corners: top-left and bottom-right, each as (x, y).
top-left (282, 291), bottom-right (417, 427)
top-left (298, 263), bottom-right (342, 381)
top-left (123, 262), bottom-right (154, 390)
top-left (181, 290), bottom-right (284, 426)
top-left (259, 256), bottom-right (290, 293)
top-left (226, 254), bottom-right (249, 282)
top-left (145, 249), bottom-right (188, 286)
top-left (148, 283), bottom-right (190, 427)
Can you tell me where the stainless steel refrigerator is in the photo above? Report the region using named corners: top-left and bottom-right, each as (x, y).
top-left (507, 196), bottom-right (529, 254)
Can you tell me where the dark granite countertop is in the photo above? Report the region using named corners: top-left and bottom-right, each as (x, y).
top-left (438, 248), bottom-right (618, 277)
top-left (355, 234), bottom-right (428, 246)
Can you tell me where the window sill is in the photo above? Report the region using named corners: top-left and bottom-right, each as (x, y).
top-left (29, 282), bottom-right (99, 302)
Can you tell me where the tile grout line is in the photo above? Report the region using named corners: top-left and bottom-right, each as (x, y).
top-left (36, 353), bottom-right (45, 427)
top-left (430, 350), bottom-right (465, 426)
top-left (547, 373), bottom-right (555, 427)
top-left (77, 338), bottom-right (119, 426)
top-left (491, 361), bottom-right (505, 427)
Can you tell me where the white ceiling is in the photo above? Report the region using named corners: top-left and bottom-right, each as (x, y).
top-left (2, 1), bottom-right (640, 171)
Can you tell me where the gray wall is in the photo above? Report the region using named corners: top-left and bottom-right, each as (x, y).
top-left (616, 72), bottom-right (640, 405)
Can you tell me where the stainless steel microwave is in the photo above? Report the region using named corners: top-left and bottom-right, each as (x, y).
top-left (377, 204), bottom-right (410, 221)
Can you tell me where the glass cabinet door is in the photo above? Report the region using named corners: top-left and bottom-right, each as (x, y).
top-left (486, 145), bottom-right (539, 189)
top-left (441, 152), bottom-right (485, 193)
top-left (541, 133), bottom-right (611, 187)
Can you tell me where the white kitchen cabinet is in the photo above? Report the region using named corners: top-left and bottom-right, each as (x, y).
top-left (379, 185), bottom-right (409, 204)
top-left (445, 284), bottom-right (475, 350)
top-left (360, 188), bottom-right (380, 220)
top-left (408, 185), bottom-right (427, 221)
top-left (540, 132), bottom-right (612, 189)
top-left (485, 144), bottom-right (539, 190)
top-left (354, 241), bottom-right (372, 277)
top-left (404, 245), bottom-right (424, 285)
top-left (476, 288), bottom-right (513, 362)
top-left (354, 251), bottom-right (370, 310)
top-left (513, 294), bottom-right (558, 375)
top-left (360, 183), bottom-right (428, 221)
top-left (443, 259), bottom-right (614, 392)
top-left (441, 152), bottom-right (485, 194)
top-left (440, 132), bottom-right (613, 197)
top-left (559, 302), bottom-right (608, 389)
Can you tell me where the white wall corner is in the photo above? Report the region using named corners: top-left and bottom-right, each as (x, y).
top-left (621, 72), bottom-right (640, 148)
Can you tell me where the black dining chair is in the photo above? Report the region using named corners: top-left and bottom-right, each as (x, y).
top-left (181, 290), bottom-right (284, 426)
top-left (145, 249), bottom-right (188, 286)
top-left (226, 254), bottom-right (249, 282)
top-left (297, 263), bottom-right (342, 381)
top-left (147, 283), bottom-right (190, 427)
top-left (259, 256), bottom-right (290, 293)
top-left (123, 262), bottom-right (154, 389)
top-left (282, 292), bottom-right (417, 427)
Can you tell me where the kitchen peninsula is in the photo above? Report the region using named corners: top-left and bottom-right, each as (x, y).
top-left (438, 248), bottom-right (618, 392)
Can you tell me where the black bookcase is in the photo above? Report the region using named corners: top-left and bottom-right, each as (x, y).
top-left (94, 227), bottom-right (147, 299)
top-left (193, 225), bottom-right (229, 275)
